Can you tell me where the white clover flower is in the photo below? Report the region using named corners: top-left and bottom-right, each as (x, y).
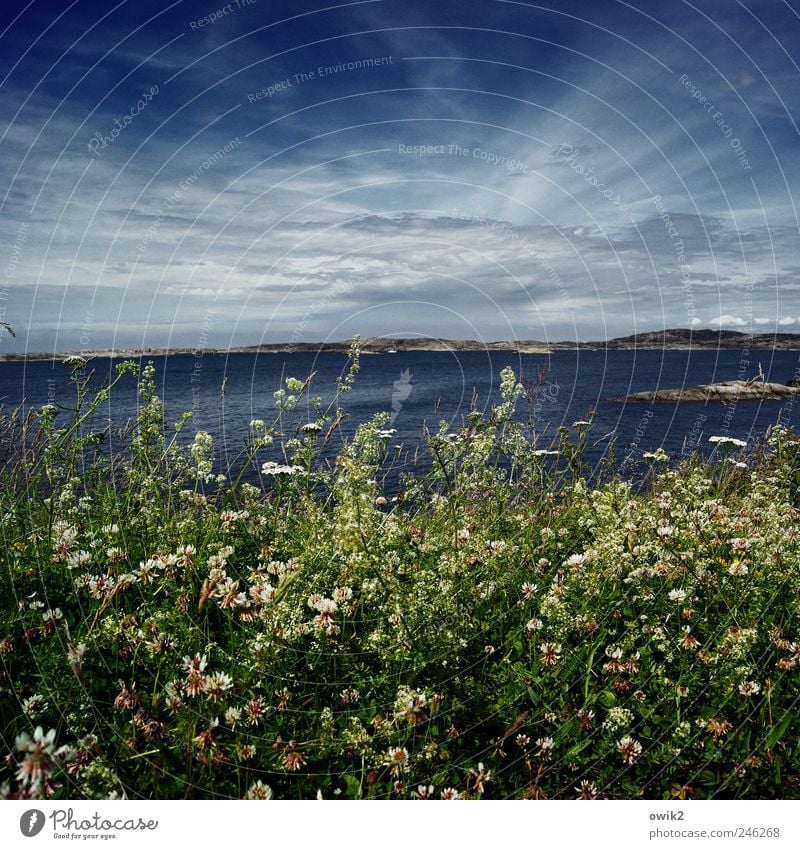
top-left (668, 588), bottom-right (687, 602)
top-left (617, 735), bottom-right (643, 764)
top-left (245, 780), bottom-right (274, 800)
top-left (738, 680), bottom-right (761, 696)
top-left (565, 553), bottom-right (586, 567)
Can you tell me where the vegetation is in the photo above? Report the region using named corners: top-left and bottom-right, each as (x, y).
top-left (2, 340), bottom-right (799, 800)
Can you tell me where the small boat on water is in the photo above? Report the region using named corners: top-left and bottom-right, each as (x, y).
top-left (386, 348), bottom-right (398, 354)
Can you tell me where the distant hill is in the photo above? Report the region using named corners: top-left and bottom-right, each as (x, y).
top-left (1, 328), bottom-right (798, 362)
top-left (595, 328), bottom-right (800, 349)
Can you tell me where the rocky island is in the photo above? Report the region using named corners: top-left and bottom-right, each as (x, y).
top-left (620, 379), bottom-right (800, 403)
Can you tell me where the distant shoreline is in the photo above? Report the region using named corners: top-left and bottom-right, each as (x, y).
top-left (1, 328), bottom-right (799, 362)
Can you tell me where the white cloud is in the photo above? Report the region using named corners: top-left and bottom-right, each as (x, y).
top-left (708, 314), bottom-right (747, 327)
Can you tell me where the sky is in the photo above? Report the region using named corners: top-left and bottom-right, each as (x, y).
top-left (0, 0), bottom-right (799, 352)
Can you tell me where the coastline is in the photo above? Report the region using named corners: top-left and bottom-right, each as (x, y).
top-left (1, 329), bottom-right (800, 363)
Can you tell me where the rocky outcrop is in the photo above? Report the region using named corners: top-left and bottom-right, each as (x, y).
top-left (620, 380), bottom-right (800, 402)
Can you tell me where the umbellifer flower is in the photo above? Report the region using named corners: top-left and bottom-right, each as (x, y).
top-left (708, 436), bottom-right (747, 448)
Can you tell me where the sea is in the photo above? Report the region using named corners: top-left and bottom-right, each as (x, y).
top-left (2, 348), bottom-right (800, 486)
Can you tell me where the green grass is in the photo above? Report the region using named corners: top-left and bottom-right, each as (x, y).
top-left (2, 340), bottom-right (800, 800)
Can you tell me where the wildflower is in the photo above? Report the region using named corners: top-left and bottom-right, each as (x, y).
top-left (521, 582), bottom-right (538, 600)
top-left (182, 654), bottom-right (207, 697)
top-left (643, 448), bottom-right (669, 461)
top-left (333, 586), bottom-right (353, 603)
top-left (617, 736), bottom-right (643, 765)
top-left (576, 780), bottom-right (598, 799)
top-left (535, 737), bottom-right (554, 759)
top-left (283, 750), bottom-right (307, 771)
top-left (22, 695), bottom-right (48, 719)
top-left (468, 762), bottom-right (491, 794)
top-left (738, 680), bottom-right (761, 696)
top-left (312, 597), bottom-right (338, 632)
top-left (384, 747), bottom-right (409, 777)
top-left (300, 422), bottom-right (322, 434)
top-left (681, 627), bottom-right (700, 650)
top-left (246, 697), bottom-right (266, 725)
top-left (62, 355), bottom-right (87, 369)
top-left (249, 419), bottom-right (265, 432)
top-left (657, 525), bottom-right (674, 538)
top-left (708, 436), bottom-right (747, 448)
top-left (224, 707), bottom-right (242, 729)
top-left (525, 617), bottom-right (543, 633)
top-left (14, 727), bottom-right (71, 794)
top-left (565, 553), bottom-right (586, 568)
top-left (728, 561), bottom-right (749, 576)
top-left (205, 671), bottom-right (233, 702)
top-left (668, 588), bottom-right (687, 602)
top-left (603, 707), bottom-right (634, 731)
top-left (515, 733), bottom-right (530, 747)
top-left (707, 718), bottom-right (733, 741)
top-left (261, 461), bottom-right (304, 476)
top-left (245, 781), bottom-right (273, 799)
top-left (394, 687), bottom-right (427, 725)
top-left (440, 787), bottom-right (460, 799)
top-left (190, 431), bottom-right (214, 480)
top-left (539, 642), bottom-right (562, 665)
top-left (577, 708), bottom-right (595, 730)
top-left (339, 688), bottom-right (360, 705)
top-left (414, 784), bottom-right (434, 799)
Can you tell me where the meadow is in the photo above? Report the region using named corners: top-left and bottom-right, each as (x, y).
top-left (1, 339), bottom-right (799, 800)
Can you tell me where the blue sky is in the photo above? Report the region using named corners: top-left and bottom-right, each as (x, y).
top-left (1, 0), bottom-right (799, 352)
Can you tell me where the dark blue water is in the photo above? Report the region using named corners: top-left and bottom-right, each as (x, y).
top-left (2, 348), bottom-right (799, 483)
